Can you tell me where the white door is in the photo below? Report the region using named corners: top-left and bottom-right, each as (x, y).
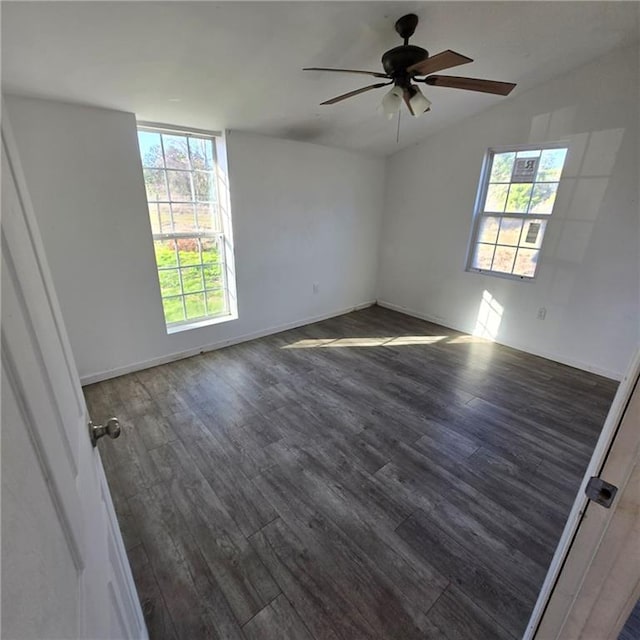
top-left (1, 117), bottom-right (147, 639)
top-left (527, 350), bottom-right (640, 639)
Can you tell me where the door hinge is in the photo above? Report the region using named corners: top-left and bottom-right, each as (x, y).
top-left (585, 476), bottom-right (618, 508)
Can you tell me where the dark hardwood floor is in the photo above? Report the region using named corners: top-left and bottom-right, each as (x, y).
top-left (84, 306), bottom-right (618, 640)
top-left (619, 599), bottom-right (640, 640)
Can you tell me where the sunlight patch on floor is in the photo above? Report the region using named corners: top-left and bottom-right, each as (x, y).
top-left (447, 335), bottom-right (493, 345)
top-left (282, 335), bottom-right (449, 349)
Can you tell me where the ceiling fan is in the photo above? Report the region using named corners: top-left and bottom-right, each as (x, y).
top-left (304, 14), bottom-right (516, 118)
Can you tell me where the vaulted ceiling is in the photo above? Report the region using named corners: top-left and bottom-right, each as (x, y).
top-left (2, 1), bottom-right (638, 155)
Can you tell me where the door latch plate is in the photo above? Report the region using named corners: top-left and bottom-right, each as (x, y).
top-left (585, 476), bottom-right (618, 508)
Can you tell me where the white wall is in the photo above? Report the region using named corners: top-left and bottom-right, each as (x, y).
top-left (377, 44), bottom-right (639, 379)
top-left (5, 97), bottom-right (384, 382)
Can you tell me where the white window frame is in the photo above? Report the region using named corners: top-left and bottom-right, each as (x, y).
top-left (137, 122), bottom-right (238, 333)
top-left (465, 142), bottom-right (569, 281)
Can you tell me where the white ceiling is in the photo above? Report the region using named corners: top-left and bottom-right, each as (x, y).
top-left (2, 1), bottom-right (638, 155)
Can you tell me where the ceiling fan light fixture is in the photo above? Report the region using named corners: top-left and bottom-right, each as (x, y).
top-left (381, 85), bottom-right (404, 118)
top-left (408, 85), bottom-right (432, 116)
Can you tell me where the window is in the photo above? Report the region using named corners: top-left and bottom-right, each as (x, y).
top-left (137, 125), bottom-right (236, 330)
top-left (467, 144), bottom-right (568, 279)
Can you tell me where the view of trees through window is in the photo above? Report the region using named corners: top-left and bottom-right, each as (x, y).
top-left (469, 146), bottom-right (568, 278)
top-left (138, 128), bottom-right (229, 326)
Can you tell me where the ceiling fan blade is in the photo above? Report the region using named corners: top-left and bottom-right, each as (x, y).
top-left (304, 67), bottom-right (389, 79)
top-left (320, 82), bottom-right (391, 105)
top-left (406, 50), bottom-right (473, 76)
top-left (424, 75), bottom-right (516, 95)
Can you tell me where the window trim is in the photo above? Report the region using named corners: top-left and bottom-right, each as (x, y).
top-left (465, 141), bottom-right (569, 281)
top-left (137, 123), bottom-right (237, 332)
top-left (138, 121), bottom-right (222, 139)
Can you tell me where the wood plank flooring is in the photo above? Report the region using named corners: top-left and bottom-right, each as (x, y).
top-left (84, 306), bottom-right (618, 640)
top-left (619, 599), bottom-right (640, 640)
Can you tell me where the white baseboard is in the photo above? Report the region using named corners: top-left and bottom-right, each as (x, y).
top-left (376, 299), bottom-right (622, 381)
top-left (81, 300), bottom-right (375, 385)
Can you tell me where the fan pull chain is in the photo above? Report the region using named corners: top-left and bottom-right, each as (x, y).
top-left (396, 108), bottom-right (401, 144)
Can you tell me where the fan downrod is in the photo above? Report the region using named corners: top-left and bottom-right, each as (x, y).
top-left (382, 14), bottom-right (428, 78)
top-left (395, 14), bottom-right (419, 44)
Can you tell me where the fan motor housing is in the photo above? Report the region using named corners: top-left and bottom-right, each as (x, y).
top-left (381, 45), bottom-right (429, 77)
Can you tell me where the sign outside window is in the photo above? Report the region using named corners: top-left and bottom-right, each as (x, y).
top-left (512, 157), bottom-right (540, 183)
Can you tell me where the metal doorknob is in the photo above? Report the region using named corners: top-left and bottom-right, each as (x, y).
top-left (89, 418), bottom-right (121, 447)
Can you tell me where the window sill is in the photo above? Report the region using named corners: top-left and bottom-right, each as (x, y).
top-left (166, 312), bottom-right (237, 335)
top-left (466, 267), bottom-right (536, 282)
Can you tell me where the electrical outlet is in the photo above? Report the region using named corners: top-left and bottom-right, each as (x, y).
top-left (537, 306), bottom-right (547, 320)
top-left (313, 283), bottom-right (320, 294)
